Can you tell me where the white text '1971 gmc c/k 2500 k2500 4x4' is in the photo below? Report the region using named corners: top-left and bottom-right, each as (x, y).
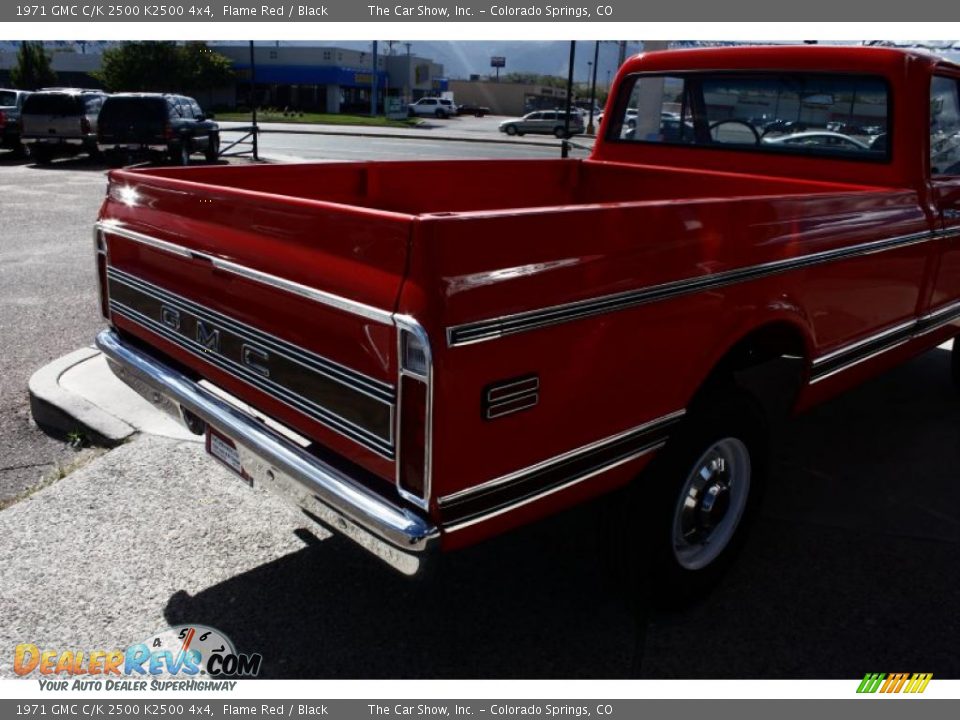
top-left (91, 46), bottom-right (960, 600)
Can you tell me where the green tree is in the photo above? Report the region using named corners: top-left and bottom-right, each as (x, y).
top-left (94, 41), bottom-right (234, 93)
top-left (178, 42), bottom-right (235, 93)
top-left (94, 41), bottom-right (179, 92)
top-left (10, 41), bottom-right (57, 90)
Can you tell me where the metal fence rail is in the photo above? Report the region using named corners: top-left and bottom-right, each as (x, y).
top-left (219, 125), bottom-right (259, 160)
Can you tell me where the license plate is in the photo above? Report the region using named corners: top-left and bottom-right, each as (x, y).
top-left (206, 427), bottom-right (253, 486)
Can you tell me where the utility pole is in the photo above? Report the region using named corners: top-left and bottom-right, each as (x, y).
top-left (249, 40), bottom-right (259, 160)
top-left (587, 40), bottom-right (599, 134)
top-left (404, 43), bottom-right (412, 103)
top-left (562, 41), bottom-right (576, 158)
top-left (371, 40), bottom-right (378, 116)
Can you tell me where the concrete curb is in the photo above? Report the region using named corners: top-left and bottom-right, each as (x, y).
top-left (28, 347), bottom-right (135, 447)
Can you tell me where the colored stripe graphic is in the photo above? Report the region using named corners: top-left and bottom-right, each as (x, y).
top-left (857, 672), bottom-right (932, 694)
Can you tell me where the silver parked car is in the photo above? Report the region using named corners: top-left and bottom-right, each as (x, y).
top-left (21, 88), bottom-right (108, 163)
top-left (499, 110), bottom-right (585, 138)
top-left (0, 88), bottom-right (31, 157)
top-left (407, 97), bottom-right (456, 118)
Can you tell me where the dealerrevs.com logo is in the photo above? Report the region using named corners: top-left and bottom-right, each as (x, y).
top-left (857, 673), bottom-right (933, 694)
top-left (14, 625), bottom-right (262, 691)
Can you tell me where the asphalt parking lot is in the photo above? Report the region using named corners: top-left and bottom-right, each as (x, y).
top-left (0, 143), bottom-right (957, 680)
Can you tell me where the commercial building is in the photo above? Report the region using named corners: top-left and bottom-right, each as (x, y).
top-left (0, 42), bottom-right (447, 115)
top-left (0, 48), bottom-right (102, 89)
top-left (210, 44), bottom-right (447, 113)
top-left (448, 79), bottom-right (572, 117)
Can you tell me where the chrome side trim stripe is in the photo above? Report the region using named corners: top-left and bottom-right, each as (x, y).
top-left (811, 319), bottom-right (917, 368)
top-left (439, 409), bottom-right (685, 529)
top-left (809, 301), bottom-right (960, 384)
top-left (95, 221), bottom-right (396, 325)
top-left (447, 230), bottom-right (935, 347)
top-left (918, 298), bottom-right (960, 331)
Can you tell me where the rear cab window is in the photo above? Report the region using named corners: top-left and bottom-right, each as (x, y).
top-left (608, 72), bottom-right (891, 162)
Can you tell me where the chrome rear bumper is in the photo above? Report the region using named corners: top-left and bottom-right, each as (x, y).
top-left (96, 328), bottom-right (438, 576)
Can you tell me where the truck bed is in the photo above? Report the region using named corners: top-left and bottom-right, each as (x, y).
top-left (136, 158), bottom-right (883, 215)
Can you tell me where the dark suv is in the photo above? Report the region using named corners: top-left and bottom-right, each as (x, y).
top-left (97, 93), bottom-right (220, 166)
top-left (21, 88), bottom-right (107, 163)
top-left (0, 88), bottom-right (31, 157)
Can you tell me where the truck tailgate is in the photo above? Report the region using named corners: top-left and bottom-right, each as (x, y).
top-left (98, 167), bottom-right (413, 481)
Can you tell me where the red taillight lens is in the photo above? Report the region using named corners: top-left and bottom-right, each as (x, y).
top-left (164, 123), bottom-right (173, 140)
top-left (0, 110), bottom-right (6, 128)
top-left (81, 116), bottom-right (91, 134)
top-left (398, 375), bottom-right (427, 499)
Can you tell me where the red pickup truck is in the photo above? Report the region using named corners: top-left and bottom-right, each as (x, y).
top-left (93, 46), bottom-right (960, 599)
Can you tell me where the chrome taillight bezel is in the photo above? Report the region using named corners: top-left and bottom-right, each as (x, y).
top-left (394, 315), bottom-right (433, 510)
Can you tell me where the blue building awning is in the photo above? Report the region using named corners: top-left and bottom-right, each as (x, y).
top-left (234, 64), bottom-right (388, 87)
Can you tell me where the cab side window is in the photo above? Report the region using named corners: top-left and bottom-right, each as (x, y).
top-left (931, 76), bottom-right (960, 176)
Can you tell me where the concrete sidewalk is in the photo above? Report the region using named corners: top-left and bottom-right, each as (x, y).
top-left (28, 347), bottom-right (197, 446)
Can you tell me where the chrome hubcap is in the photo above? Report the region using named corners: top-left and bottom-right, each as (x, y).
top-left (672, 438), bottom-right (750, 571)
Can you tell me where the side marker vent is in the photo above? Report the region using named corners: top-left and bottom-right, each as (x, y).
top-left (483, 374), bottom-right (539, 420)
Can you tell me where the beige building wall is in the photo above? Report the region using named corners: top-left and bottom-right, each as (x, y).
top-left (449, 80), bottom-right (571, 116)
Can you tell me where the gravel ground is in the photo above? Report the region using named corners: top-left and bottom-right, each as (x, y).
top-left (0, 154), bottom-right (108, 504)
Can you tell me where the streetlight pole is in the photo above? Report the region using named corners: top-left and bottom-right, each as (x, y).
top-left (587, 40), bottom-right (600, 134)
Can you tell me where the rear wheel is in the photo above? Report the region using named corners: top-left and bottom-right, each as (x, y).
top-left (435, 108), bottom-right (447, 119)
top-left (31, 145), bottom-right (52, 164)
top-left (170, 141), bottom-right (190, 166)
top-left (204, 133), bottom-right (220, 163)
top-left (106, 149), bottom-right (129, 168)
top-left (607, 389), bottom-right (767, 606)
top-left (554, 126), bottom-right (568, 139)
top-left (504, 125), bottom-right (518, 136)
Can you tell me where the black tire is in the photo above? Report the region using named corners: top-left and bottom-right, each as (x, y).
top-left (505, 125), bottom-right (518, 136)
top-left (435, 109), bottom-right (446, 119)
top-left (31, 145), bottom-right (52, 164)
top-left (952, 337), bottom-right (960, 390)
top-left (554, 126), bottom-right (567, 139)
top-left (170, 141), bottom-right (190, 166)
top-left (105, 150), bottom-right (129, 168)
top-left (607, 388), bottom-right (767, 606)
top-left (204, 133), bottom-right (220, 163)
